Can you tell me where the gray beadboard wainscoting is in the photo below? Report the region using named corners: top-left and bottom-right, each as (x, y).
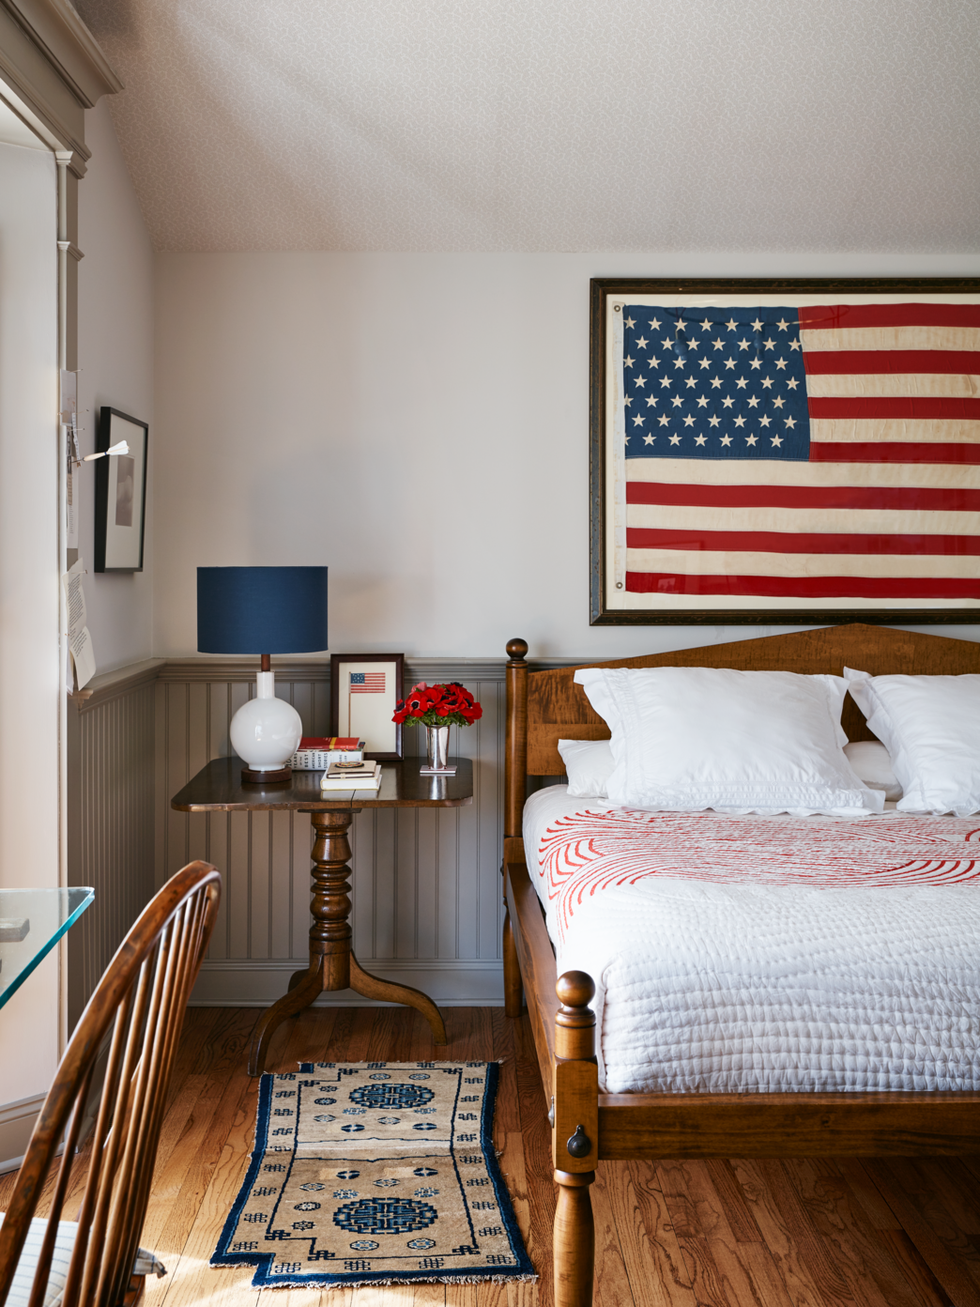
top-left (67, 660), bottom-right (163, 1030)
top-left (68, 656), bottom-right (568, 1022)
top-left (154, 659), bottom-right (507, 1007)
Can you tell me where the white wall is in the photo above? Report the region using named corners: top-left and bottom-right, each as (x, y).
top-left (77, 99), bottom-right (155, 672)
top-left (155, 250), bottom-right (980, 661)
top-left (0, 142), bottom-right (61, 1106)
top-left (0, 98), bottom-right (153, 1141)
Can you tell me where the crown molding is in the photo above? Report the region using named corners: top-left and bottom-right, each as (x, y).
top-left (1, 0), bottom-right (121, 104)
top-left (0, 0), bottom-right (121, 164)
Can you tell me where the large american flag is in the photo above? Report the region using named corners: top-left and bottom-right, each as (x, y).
top-left (620, 302), bottom-right (980, 604)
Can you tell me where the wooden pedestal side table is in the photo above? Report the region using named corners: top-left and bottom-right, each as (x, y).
top-left (171, 756), bottom-right (473, 1075)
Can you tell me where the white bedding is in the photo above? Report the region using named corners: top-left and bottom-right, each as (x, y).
top-left (523, 786), bottom-right (980, 1094)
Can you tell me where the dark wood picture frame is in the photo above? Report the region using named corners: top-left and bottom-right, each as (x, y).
top-left (589, 277), bottom-right (980, 626)
top-left (94, 406), bottom-right (148, 573)
top-left (329, 653), bottom-right (405, 760)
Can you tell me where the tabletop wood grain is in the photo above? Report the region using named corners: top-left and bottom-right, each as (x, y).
top-left (170, 755), bottom-right (473, 812)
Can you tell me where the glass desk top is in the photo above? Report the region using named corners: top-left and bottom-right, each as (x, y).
top-left (0, 887), bottom-right (95, 1010)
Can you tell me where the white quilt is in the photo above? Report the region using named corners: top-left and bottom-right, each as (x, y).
top-left (523, 787), bottom-right (980, 1094)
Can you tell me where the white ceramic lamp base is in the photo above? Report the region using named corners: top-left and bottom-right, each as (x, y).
top-left (230, 671), bottom-right (302, 784)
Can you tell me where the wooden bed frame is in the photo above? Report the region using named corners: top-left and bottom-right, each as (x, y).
top-left (500, 622), bottom-right (980, 1307)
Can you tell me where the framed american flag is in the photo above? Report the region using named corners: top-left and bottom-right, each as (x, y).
top-left (590, 277), bottom-right (980, 625)
top-left (330, 652), bottom-right (405, 759)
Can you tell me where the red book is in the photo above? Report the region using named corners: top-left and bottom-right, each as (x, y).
top-left (298, 737), bottom-right (362, 750)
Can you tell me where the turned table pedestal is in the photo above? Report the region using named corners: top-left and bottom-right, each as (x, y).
top-left (171, 756), bottom-right (473, 1075)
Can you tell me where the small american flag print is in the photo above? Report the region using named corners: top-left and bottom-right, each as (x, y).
top-left (620, 301), bottom-right (980, 605)
top-left (349, 671), bottom-right (386, 693)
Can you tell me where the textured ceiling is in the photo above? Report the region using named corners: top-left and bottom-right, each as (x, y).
top-left (74, 0), bottom-right (980, 254)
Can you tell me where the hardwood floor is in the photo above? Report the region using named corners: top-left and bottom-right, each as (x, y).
top-left (5, 1004), bottom-right (980, 1305)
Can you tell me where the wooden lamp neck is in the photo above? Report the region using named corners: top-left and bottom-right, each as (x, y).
top-left (260, 654), bottom-right (271, 673)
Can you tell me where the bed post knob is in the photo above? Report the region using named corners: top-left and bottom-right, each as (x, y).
top-left (556, 971), bottom-right (596, 1062)
top-left (506, 638), bottom-right (528, 662)
top-left (557, 971), bottom-right (595, 1015)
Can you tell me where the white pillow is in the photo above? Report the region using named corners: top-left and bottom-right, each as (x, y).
top-left (558, 738), bottom-right (614, 797)
top-left (844, 668), bottom-right (980, 815)
top-left (842, 740), bottom-right (902, 801)
top-left (573, 665), bottom-right (883, 816)
top-left (557, 736), bottom-right (901, 804)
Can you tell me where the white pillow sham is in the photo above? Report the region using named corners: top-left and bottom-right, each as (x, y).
top-left (557, 737), bottom-right (903, 803)
top-left (558, 738), bottom-right (614, 797)
top-left (573, 665), bottom-right (883, 815)
top-left (844, 668), bottom-right (980, 815)
top-left (842, 740), bottom-right (902, 802)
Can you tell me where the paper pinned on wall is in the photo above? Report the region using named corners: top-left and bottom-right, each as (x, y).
top-left (63, 558), bottom-right (96, 690)
top-left (61, 370), bottom-right (79, 549)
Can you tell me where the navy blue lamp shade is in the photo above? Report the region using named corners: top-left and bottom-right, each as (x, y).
top-left (197, 567), bottom-right (328, 654)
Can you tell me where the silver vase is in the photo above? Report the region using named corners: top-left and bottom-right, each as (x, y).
top-left (421, 724), bottom-right (455, 774)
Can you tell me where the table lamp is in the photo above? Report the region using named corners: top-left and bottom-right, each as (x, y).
top-left (198, 566), bottom-right (328, 784)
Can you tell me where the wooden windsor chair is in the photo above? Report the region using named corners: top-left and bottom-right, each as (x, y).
top-left (0, 860), bottom-right (221, 1307)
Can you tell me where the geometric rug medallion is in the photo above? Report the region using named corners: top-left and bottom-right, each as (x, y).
top-left (211, 1061), bottom-right (536, 1289)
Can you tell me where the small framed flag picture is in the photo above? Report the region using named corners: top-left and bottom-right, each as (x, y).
top-left (590, 277), bottom-right (980, 626)
top-left (330, 654), bottom-right (405, 759)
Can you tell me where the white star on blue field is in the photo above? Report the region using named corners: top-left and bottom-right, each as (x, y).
top-left (621, 306), bottom-right (811, 460)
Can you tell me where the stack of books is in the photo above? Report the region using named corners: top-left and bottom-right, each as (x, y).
top-left (319, 760), bottom-right (383, 791)
top-left (289, 737), bottom-right (365, 770)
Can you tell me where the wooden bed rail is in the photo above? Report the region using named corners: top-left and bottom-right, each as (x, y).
top-left (503, 850), bottom-right (556, 1095)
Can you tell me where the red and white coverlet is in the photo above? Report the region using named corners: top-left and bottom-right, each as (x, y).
top-left (523, 787), bottom-right (980, 1094)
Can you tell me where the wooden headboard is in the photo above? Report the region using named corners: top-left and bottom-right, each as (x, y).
top-left (503, 623), bottom-right (980, 840)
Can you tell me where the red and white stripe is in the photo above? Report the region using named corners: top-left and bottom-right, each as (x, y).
top-left (625, 302), bottom-right (980, 602)
top-left (350, 672), bottom-right (386, 693)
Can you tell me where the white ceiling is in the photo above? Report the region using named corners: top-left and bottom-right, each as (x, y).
top-left (74, 0), bottom-right (980, 254)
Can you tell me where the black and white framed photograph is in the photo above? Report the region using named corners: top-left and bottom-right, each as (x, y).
top-left (330, 653), bottom-right (405, 760)
top-left (94, 407), bottom-right (148, 573)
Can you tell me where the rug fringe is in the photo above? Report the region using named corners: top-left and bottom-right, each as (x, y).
top-left (294, 1059), bottom-right (508, 1067)
top-left (255, 1273), bottom-right (539, 1290)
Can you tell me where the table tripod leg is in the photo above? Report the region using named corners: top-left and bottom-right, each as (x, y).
top-left (248, 959), bottom-right (325, 1076)
top-left (349, 952), bottom-right (448, 1045)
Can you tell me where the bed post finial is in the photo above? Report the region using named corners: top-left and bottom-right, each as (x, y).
top-left (556, 972), bottom-right (596, 1036)
top-left (505, 638), bottom-right (528, 840)
top-left (553, 970), bottom-right (598, 1307)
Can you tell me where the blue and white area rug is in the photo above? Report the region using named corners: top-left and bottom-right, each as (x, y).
top-left (211, 1061), bottom-right (536, 1289)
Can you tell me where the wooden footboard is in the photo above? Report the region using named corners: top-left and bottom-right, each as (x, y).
top-left (505, 845), bottom-right (980, 1306)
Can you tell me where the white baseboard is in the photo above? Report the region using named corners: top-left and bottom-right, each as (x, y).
top-left (189, 958), bottom-right (505, 1007)
top-left (0, 1092), bottom-right (45, 1173)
